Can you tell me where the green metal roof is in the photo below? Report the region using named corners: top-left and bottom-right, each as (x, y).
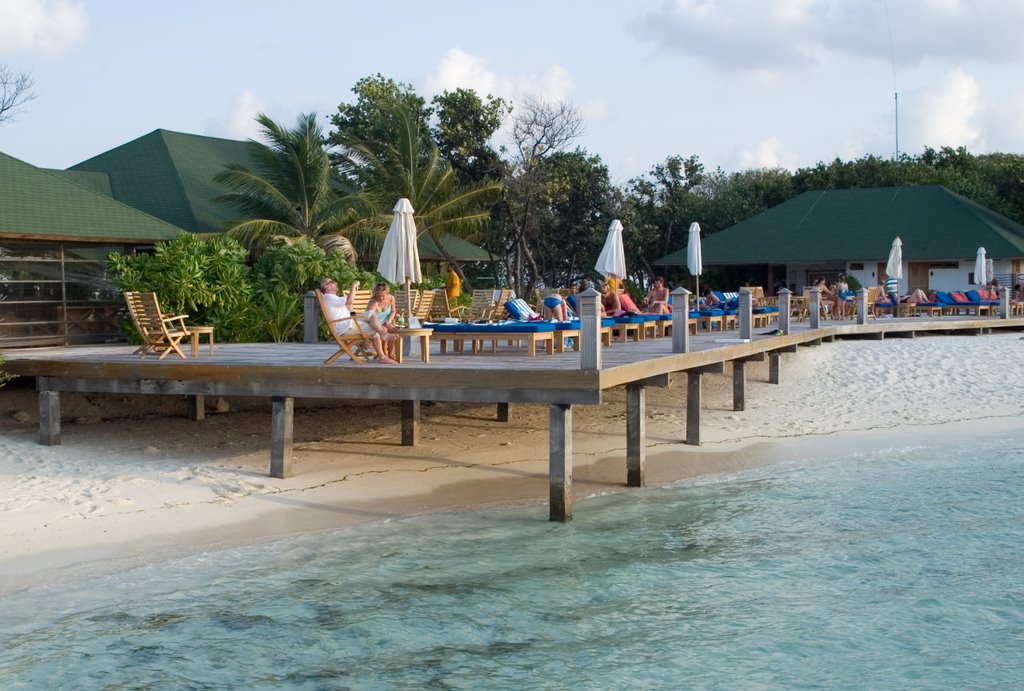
top-left (0, 151), bottom-right (183, 242)
top-left (418, 232), bottom-right (491, 262)
top-left (69, 129), bottom-right (264, 233)
top-left (655, 185), bottom-right (1024, 266)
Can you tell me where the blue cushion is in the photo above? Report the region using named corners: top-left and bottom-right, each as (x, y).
top-left (614, 315), bottom-right (646, 324)
top-left (431, 321), bottom-right (555, 334)
top-left (566, 295), bottom-right (577, 311)
top-left (698, 309), bottom-right (724, 316)
top-left (965, 290), bottom-right (983, 302)
top-left (504, 298), bottom-right (541, 321)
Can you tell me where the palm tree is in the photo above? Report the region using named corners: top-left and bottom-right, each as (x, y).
top-left (216, 112), bottom-right (371, 261)
top-left (332, 105), bottom-right (502, 267)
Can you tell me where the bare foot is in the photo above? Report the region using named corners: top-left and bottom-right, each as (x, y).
top-left (379, 356), bottom-right (399, 365)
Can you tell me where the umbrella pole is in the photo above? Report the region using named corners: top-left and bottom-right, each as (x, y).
top-left (404, 279), bottom-right (412, 323)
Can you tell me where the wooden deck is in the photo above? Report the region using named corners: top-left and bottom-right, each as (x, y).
top-left (5, 312), bottom-right (1023, 520)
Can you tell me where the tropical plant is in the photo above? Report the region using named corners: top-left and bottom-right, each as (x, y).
top-left (332, 103), bottom-right (503, 278)
top-left (215, 112), bottom-right (371, 261)
top-left (0, 353), bottom-right (14, 389)
top-left (108, 233), bottom-right (257, 342)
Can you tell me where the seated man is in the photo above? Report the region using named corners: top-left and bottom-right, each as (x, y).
top-left (320, 278), bottom-right (397, 364)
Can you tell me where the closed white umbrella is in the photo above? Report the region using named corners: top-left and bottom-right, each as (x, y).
top-left (974, 246), bottom-right (988, 286)
top-left (376, 198), bottom-right (422, 316)
top-left (687, 222), bottom-right (703, 303)
top-left (885, 236), bottom-right (902, 299)
top-left (595, 219), bottom-right (627, 291)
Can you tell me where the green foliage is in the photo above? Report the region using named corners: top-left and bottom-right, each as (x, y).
top-left (108, 233), bottom-right (256, 342)
top-left (250, 239), bottom-right (375, 296)
top-left (256, 289), bottom-right (305, 343)
top-left (215, 113), bottom-right (369, 260)
top-left (0, 353), bottom-right (14, 389)
top-left (431, 88), bottom-right (510, 185)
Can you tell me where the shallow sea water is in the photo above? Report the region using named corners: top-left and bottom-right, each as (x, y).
top-left (2, 432), bottom-right (1024, 689)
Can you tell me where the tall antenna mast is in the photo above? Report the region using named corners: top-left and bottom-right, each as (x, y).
top-left (884, 1), bottom-right (899, 160)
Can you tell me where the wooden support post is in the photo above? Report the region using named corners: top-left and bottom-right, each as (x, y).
top-left (672, 288), bottom-right (690, 353)
top-left (686, 372), bottom-right (702, 446)
top-left (769, 352), bottom-right (781, 384)
top-left (626, 384), bottom-right (646, 487)
top-left (549, 403), bottom-right (573, 522)
top-left (578, 287), bottom-right (601, 371)
top-left (270, 396), bottom-right (294, 479)
top-left (190, 394), bottom-right (205, 421)
top-left (401, 399), bottom-right (420, 446)
top-left (738, 288), bottom-right (752, 340)
top-left (303, 290), bottom-right (319, 343)
top-left (778, 288), bottom-right (792, 335)
top-left (733, 360), bottom-right (746, 411)
top-left (856, 287), bottom-right (868, 325)
top-left (39, 388), bottom-right (61, 446)
top-left (810, 287), bottom-right (821, 328)
top-left (496, 402), bottom-right (509, 422)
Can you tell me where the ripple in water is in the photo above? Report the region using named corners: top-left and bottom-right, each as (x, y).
top-left (2, 434), bottom-right (1023, 688)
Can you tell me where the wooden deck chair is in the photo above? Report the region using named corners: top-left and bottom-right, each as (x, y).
top-left (463, 289), bottom-right (500, 322)
top-left (394, 289), bottom-right (419, 319)
top-left (314, 289), bottom-right (375, 365)
top-left (430, 288), bottom-right (464, 321)
top-left (414, 289), bottom-right (435, 322)
top-left (123, 291), bottom-right (191, 359)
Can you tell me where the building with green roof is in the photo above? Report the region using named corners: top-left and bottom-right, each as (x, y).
top-left (655, 185), bottom-right (1024, 294)
top-left (68, 128), bottom-right (491, 262)
top-left (0, 151), bottom-right (184, 347)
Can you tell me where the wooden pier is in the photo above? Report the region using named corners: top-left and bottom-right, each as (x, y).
top-left (5, 296), bottom-right (1023, 521)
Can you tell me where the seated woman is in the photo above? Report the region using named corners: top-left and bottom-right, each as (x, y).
top-left (643, 276), bottom-right (671, 314)
top-left (701, 288), bottom-right (720, 307)
top-left (320, 277), bottom-right (397, 364)
top-left (600, 283), bottom-right (624, 317)
top-left (364, 282), bottom-right (400, 360)
top-left (542, 292), bottom-right (569, 321)
top-left (875, 283), bottom-right (895, 306)
top-left (813, 276), bottom-right (838, 315)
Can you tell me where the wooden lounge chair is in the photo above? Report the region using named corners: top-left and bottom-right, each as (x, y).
top-left (463, 289), bottom-right (501, 322)
top-left (314, 289), bottom-right (376, 365)
top-left (413, 289), bottom-right (435, 323)
top-left (430, 288), bottom-right (463, 321)
top-left (123, 291), bottom-right (193, 360)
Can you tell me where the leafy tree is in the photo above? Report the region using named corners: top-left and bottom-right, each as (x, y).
top-left (0, 64), bottom-right (35, 124)
top-left (499, 96), bottom-right (586, 297)
top-left (431, 88), bottom-right (510, 185)
top-left (328, 74), bottom-right (430, 158)
top-left (333, 103), bottom-right (502, 282)
top-left (531, 150), bottom-right (619, 288)
top-left (215, 113), bottom-right (369, 261)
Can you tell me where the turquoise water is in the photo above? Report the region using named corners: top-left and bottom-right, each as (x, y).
top-left (3, 433), bottom-right (1024, 689)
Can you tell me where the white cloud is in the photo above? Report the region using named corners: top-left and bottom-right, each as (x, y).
top-left (736, 136), bottom-right (798, 169)
top-left (214, 91), bottom-right (266, 142)
top-left (918, 68), bottom-right (981, 149)
top-left (0, 0), bottom-right (89, 57)
top-left (426, 47), bottom-right (499, 96)
top-left (627, 0), bottom-right (1024, 73)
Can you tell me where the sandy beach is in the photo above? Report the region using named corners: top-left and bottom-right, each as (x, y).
top-left (3, 331), bottom-right (1024, 594)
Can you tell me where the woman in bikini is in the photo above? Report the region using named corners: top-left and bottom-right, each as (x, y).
top-left (643, 276), bottom-right (671, 314)
top-left (364, 282), bottom-right (399, 360)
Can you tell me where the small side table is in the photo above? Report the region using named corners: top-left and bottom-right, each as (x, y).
top-left (392, 327), bottom-right (432, 363)
top-left (189, 326), bottom-right (215, 357)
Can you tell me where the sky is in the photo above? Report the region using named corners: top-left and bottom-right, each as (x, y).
top-left (1, 0), bottom-right (1023, 185)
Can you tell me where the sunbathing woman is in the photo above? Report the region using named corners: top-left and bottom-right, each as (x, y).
top-left (643, 276), bottom-right (672, 314)
top-left (542, 292), bottom-right (569, 321)
top-left (364, 282), bottom-right (400, 361)
top-left (600, 283), bottom-right (624, 317)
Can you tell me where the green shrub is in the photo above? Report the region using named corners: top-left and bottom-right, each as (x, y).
top-left (0, 353), bottom-right (14, 389)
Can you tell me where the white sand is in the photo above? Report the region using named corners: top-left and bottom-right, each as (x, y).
top-left (2, 332), bottom-right (1024, 593)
